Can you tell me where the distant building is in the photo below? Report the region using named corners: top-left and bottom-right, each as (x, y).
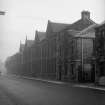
top-left (21, 37), bottom-right (34, 76)
top-left (5, 53), bottom-right (21, 75)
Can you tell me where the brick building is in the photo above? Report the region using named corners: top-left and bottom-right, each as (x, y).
top-left (55, 11), bottom-right (97, 82)
top-left (5, 11), bottom-right (99, 83)
top-left (5, 52), bottom-right (21, 75)
top-left (62, 24), bottom-right (97, 82)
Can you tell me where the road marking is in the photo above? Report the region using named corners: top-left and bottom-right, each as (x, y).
top-left (74, 84), bottom-right (105, 91)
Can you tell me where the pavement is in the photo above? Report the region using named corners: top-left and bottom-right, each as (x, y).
top-left (9, 74), bottom-right (105, 91)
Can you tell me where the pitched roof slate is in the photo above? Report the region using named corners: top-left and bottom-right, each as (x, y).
top-left (26, 40), bottom-right (34, 47)
top-left (66, 18), bottom-right (96, 31)
top-left (36, 31), bottom-right (46, 41)
top-left (48, 20), bottom-right (70, 32)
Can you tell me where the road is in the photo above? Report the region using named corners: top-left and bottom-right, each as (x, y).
top-left (0, 75), bottom-right (105, 105)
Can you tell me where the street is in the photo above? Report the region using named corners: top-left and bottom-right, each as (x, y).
top-left (0, 75), bottom-right (105, 105)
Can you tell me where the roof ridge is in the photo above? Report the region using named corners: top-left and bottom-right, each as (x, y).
top-left (65, 18), bottom-right (96, 31)
top-left (48, 20), bottom-right (70, 25)
top-left (70, 19), bottom-right (82, 25)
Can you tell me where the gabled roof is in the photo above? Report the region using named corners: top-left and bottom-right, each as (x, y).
top-left (26, 40), bottom-right (34, 47)
top-left (35, 31), bottom-right (46, 41)
top-left (46, 20), bottom-right (70, 33)
top-left (66, 18), bottom-right (96, 31)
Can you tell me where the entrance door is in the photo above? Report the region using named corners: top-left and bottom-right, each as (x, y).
top-left (91, 64), bottom-right (95, 82)
top-left (83, 64), bottom-right (92, 82)
top-left (58, 65), bottom-right (62, 80)
top-left (83, 64), bottom-right (95, 82)
top-left (100, 62), bottom-right (105, 76)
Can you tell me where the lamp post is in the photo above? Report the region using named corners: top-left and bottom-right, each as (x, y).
top-left (40, 46), bottom-right (42, 76)
top-left (30, 48), bottom-right (32, 76)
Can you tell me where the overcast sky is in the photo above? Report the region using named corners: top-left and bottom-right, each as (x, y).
top-left (0, 0), bottom-right (105, 62)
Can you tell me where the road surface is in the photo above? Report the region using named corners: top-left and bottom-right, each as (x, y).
top-left (0, 75), bottom-right (105, 105)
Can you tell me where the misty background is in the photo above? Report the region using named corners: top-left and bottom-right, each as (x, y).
top-left (0, 0), bottom-right (105, 73)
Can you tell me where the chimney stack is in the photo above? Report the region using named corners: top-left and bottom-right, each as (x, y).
top-left (81, 11), bottom-right (90, 20)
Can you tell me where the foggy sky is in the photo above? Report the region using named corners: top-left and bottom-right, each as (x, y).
top-left (0, 0), bottom-right (105, 62)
